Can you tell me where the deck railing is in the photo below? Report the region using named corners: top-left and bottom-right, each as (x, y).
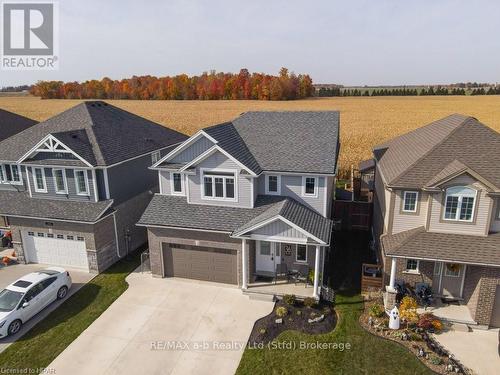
top-left (361, 263), bottom-right (383, 292)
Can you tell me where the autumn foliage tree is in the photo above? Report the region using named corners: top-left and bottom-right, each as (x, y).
top-left (30, 68), bottom-right (314, 101)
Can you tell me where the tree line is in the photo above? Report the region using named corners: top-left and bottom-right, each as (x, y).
top-left (317, 86), bottom-right (472, 97)
top-left (30, 68), bottom-right (314, 101)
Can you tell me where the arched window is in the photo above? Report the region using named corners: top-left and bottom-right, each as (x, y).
top-left (443, 186), bottom-right (476, 222)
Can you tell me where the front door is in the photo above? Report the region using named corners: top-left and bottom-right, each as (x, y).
top-left (435, 262), bottom-right (465, 298)
top-left (256, 241), bottom-right (281, 273)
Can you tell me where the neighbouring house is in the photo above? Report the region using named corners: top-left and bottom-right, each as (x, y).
top-left (138, 111), bottom-right (338, 299)
top-left (0, 101), bottom-right (187, 272)
top-left (0, 108), bottom-right (38, 142)
top-left (371, 114), bottom-right (500, 328)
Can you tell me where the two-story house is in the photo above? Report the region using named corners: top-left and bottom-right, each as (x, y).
top-left (371, 114), bottom-right (500, 328)
top-left (138, 111), bottom-right (338, 299)
top-left (0, 101), bottom-right (187, 273)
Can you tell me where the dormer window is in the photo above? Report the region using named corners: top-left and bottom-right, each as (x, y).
top-left (265, 175), bottom-right (281, 195)
top-left (443, 186), bottom-right (476, 222)
top-left (202, 170), bottom-right (236, 201)
top-left (75, 170), bottom-right (89, 196)
top-left (33, 168), bottom-right (47, 193)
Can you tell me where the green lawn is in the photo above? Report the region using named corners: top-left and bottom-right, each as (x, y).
top-left (237, 292), bottom-right (433, 375)
top-left (0, 254), bottom-right (140, 370)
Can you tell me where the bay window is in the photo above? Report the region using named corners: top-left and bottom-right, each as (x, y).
top-left (443, 186), bottom-right (476, 222)
top-left (202, 170), bottom-right (236, 201)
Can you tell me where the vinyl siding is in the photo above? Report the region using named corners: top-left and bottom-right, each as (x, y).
top-left (373, 164), bottom-right (391, 233)
top-left (170, 136), bottom-right (214, 164)
top-left (392, 190), bottom-right (429, 234)
top-left (187, 150), bottom-right (253, 208)
top-left (489, 199), bottom-right (500, 233)
top-left (26, 167), bottom-right (97, 202)
top-left (257, 174), bottom-right (326, 215)
top-left (159, 170), bottom-right (171, 195)
top-left (428, 174), bottom-right (492, 236)
top-left (325, 176), bottom-right (335, 217)
top-left (252, 220), bottom-right (307, 239)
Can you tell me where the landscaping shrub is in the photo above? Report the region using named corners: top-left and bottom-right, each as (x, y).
top-left (399, 296), bottom-right (418, 323)
top-left (431, 319), bottom-right (443, 332)
top-left (417, 313), bottom-right (442, 332)
top-left (275, 306), bottom-right (288, 318)
top-left (283, 294), bottom-right (296, 306)
top-left (369, 303), bottom-right (385, 318)
top-left (429, 355), bottom-right (442, 365)
top-left (303, 297), bottom-right (317, 308)
top-left (259, 328), bottom-right (266, 334)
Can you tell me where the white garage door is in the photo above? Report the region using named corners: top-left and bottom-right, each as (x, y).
top-left (22, 231), bottom-right (89, 271)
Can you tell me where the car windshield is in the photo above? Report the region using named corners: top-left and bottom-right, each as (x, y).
top-left (0, 289), bottom-right (24, 312)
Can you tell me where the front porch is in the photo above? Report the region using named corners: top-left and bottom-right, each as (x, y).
top-left (418, 300), bottom-right (476, 325)
top-left (245, 279), bottom-right (316, 298)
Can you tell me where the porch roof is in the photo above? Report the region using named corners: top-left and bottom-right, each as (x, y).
top-left (381, 227), bottom-right (500, 267)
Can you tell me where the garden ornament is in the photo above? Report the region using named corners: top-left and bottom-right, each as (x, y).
top-left (388, 306), bottom-right (400, 330)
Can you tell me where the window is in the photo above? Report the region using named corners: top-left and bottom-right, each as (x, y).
top-left (405, 259), bottom-right (419, 272)
top-left (433, 262), bottom-right (442, 276)
top-left (27, 231), bottom-right (34, 236)
top-left (443, 186), bottom-right (476, 222)
top-left (0, 166), bottom-right (4, 182)
top-left (1, 165), bottom-right (22, 184)
top-left (202, 171), bottom-right (236, 201)
top-left (47, 233), bottom-right (54, 238)
top-left (53, 169), bottom-right (67, 194)
top-left (302, 176), bottom-right (318, 197)
top-left (402, 191), bottom-right (418, 212)
top-left (74, 170), bottom-right (89, 195)
top-left (33, 168), bottom-right (47, 192)
top-left (259, 241), bottom-right (271, 255)
top-left (56, 234), bottom-right (64, 239)
top-left (151, 150), bottom-right (161, 165)
top-left (77, 236), bottom-right (85, 241)
top-left (296, 244), bottom-right (307, 262)
top-left (265, 175), bottom-right (281, 195)
top-left (37, 233), bottom-right (45, 237)
top-left (67, 235), bottom-right (74, 240)
top-left (41, 277), bottom-right (57, 289)
top-left (171, 173), bottom-right (184, 195)
top-left (444, 263), bottom-right (461, 277)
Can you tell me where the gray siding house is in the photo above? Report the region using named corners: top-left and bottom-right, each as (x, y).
top-left (138, 111), bottom-right (339, 299)
top-left (370, 114), bottom-right (500, 328)
top-left (0, 101), bottom-right (187, 273)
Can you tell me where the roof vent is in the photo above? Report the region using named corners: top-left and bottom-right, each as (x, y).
top-left (71, 133), bottom-right (78, 139)
top-left (144, 138), bottom-right (153, 142)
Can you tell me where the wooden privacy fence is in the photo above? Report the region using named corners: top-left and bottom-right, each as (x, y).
top-left (361, 263), bottom-right (383, 292)
top-left (333, 200), bottom-right (372, 231)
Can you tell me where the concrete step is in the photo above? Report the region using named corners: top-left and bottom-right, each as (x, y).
top-left (451, 322), bottom-right (471, 332)
top-left (243, 291), bottom-right (276, 302)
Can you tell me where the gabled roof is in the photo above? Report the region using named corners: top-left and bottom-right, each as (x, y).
top-left (0, 108), bottom-right (37, 143)
top-left (381, 227), bottom-right (500, 267)
top-left (374, 114), bottom-right (500, 190)
top-left (138, 194), bottom-right (333, 245)
top-left (0, 101), bottom-right (188, 166)
top-left (157, 111), bottom-right (340, 175)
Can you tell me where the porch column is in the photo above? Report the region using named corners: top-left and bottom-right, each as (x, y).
top-left (313, 245), bottom-right (321, 299)
top-left (241, 239), bottom-right (248, 289)
top-left (389, 257), bottom-right (397, 290)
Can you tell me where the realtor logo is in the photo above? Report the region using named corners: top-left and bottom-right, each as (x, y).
top-left (1, 1), bottom-right (59, 70)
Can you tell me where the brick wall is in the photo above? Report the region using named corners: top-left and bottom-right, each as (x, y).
top-left (473, 267), bottom-right (500, 326)
top-left (462, 266), bottom-right (483, 320)
top-left (382, 255), bottom-right (434, 288)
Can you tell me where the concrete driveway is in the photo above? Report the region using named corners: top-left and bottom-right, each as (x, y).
top-left (0, 263), bottom-right (94, 352)
top-left (49, 272), bottom-right (273, 375)
top-left (433, 328), bottom-right (500, 375)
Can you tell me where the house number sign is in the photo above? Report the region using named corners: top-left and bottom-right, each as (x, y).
top-left (284, 244), bottom-right (292, 256)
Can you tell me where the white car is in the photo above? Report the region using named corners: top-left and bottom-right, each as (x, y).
top-left (0, 267), bottom-right (72, 337)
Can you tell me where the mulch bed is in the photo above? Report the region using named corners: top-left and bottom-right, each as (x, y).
top-left (248, 299), bottom-right (337, 345)
top-left (359, 299), bottom-right (472, 375)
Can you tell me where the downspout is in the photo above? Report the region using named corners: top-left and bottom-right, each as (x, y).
top-left (112, 212), bottom-right (123, 258)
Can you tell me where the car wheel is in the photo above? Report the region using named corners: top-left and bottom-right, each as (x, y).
top-left (57, 286), bottom-right (68, 300)
top-left (8, 320), bottom-right (22, 336)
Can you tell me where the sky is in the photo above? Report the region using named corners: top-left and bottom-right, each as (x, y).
top-left (1, 0), bottom-right (499, 87)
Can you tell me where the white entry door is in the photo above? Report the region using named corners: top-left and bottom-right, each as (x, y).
top-left (22, 231), bottom-right (89, 271)
top-left (256, 241), bottom-right (280, 273)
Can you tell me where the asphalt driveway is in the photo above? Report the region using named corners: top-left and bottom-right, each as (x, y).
top-left (0, 263), bottom-right (94, 352)
top-left (49, 272), bottom-right (273, 375)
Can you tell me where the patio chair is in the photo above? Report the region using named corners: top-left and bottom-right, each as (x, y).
top-left (290, 264), bottom-right (310, 287)
top-left (275, 263), bottom-right (291, 284)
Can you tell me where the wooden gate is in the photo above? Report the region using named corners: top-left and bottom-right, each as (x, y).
top-left (333, 200), bottom-right (372, 231)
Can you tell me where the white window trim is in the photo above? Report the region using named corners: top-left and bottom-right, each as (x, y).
top-left (200, 168), bottom-right (238, 202)
top-left (52, 168), bottom-right (68, 194)
top-left (170, 172), bottom-right (185, 196)
top-left (404, 259), bottom-right (420, 274)
top-left (402, 191), bottom-right (418, 213)
top-left (442, 186), bottom-right (477, 223)
top-left (433, 261), bottom-right (442, 276)
top-left (295, 244), bottom-right (308, 263)
top-left (151, 150), bottom-right (161, 165)
top-left (1, 164), bottom-right (23, 185)
top-left (33, 167), bottom-right (47, 193)
top-left (265, 174), bottom-right (281, 195)
top-left (302, 176), bottom-right (319, 198)
top-left (74, 169), bottom-right (90, 196)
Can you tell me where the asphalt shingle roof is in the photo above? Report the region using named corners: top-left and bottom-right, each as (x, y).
top-left (381, 227), bottom-right (500, 267)
top-left (138, 194), bottom-right (333, 244)
top-left (374, 114), bottom-right (500, 190)
top-left (0, 109), bottom-right (37, 144)
top-left (0, 191), bottom-right (113, 222)
top-left (0, 101), bottom-right (188, 165)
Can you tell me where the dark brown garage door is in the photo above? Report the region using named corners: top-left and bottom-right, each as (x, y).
top-left (162, 243), bottom-right (237, 285)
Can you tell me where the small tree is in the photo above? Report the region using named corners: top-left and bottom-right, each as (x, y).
top-left (399, 296), bottom-right (418, 323)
